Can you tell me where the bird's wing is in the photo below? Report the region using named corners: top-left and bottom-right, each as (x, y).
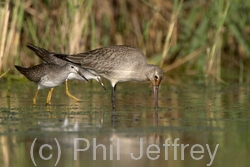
top-left (53, 45), bottom-right (147, 75)
top-left (27, 43), bottom-right (68, 65)
top-left (15, 65), bottom-right (43, 82)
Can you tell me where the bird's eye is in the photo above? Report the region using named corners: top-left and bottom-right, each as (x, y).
top-left (154, 75), bottom-right (159, 80)
top-left (71, 66), bottom-right (74, 68)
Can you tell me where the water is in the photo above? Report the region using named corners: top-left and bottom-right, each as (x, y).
top-left (0, 77), bottom-right (250, 167)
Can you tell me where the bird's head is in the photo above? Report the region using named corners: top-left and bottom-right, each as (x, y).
top-left (146, 65), bottom-right (163, 87)
top-left (146, 65), bottom-right (163, 108)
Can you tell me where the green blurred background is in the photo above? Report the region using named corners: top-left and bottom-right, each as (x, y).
top-left (1, 0), bottom-right (250, 82)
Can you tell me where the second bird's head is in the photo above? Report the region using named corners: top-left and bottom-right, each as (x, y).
top-left (65, 63), bottom-right (88, 81)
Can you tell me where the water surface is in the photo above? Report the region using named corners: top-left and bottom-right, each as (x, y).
top-left (0, 77), bottom-right (250, 167)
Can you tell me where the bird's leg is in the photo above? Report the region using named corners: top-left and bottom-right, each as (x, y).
top-left (46, 88), bottom-right (54, 105)
top-left (65, 80), bottom-right (80, 102)
top-left (111, 85), bottom-right (116, 109)
top-left (33, 89), bottom-right (39, 105)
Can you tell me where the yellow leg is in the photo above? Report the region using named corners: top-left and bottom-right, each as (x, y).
top-left (65, 80), bottom-right (80, 102)
top-left (46, 88), bottom-right (54, 105)
top-left (33, 89), bottom-right (39, 105)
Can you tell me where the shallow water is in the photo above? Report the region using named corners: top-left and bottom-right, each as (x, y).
top-left (0, 77), bottom-right (250, 167)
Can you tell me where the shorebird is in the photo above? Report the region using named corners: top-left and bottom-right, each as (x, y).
top-left (15, 63), bottom-right (87, 105)
top-left (52, 45), bottom-right (164, 108)
top-left (26, 44), bottom-right (106, 102)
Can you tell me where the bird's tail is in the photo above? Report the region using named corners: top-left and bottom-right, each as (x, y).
top-left (26, 43), bottom-right (50, 60)
top-left (15, 65), bottom-right (29, 75)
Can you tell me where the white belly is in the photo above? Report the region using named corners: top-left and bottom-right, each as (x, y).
top-left (37, 75), bottom-right (66, 89)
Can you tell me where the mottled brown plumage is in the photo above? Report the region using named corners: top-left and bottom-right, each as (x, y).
top-left (16, 64), bottom-right (59, 83)
top-left (53, 45), bottom-right (164, 108)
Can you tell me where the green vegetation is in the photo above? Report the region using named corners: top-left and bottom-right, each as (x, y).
top-left (1, 0), bottom-right (250, 82)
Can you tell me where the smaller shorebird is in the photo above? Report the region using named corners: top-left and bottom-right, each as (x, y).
top-left (15, 63), bottom-right (87, 105)
top-left (52, 45), bottom-right (164, 108)
top-left (26, 44), bottom-right (106, 102)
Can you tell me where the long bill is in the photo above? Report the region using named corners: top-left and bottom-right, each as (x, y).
top-left (153, 85), bottom-right (159, 108)
top-left (76, 70), bottom-right (88, 82)
top-left (97, 77), bottom-right (107, 91)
